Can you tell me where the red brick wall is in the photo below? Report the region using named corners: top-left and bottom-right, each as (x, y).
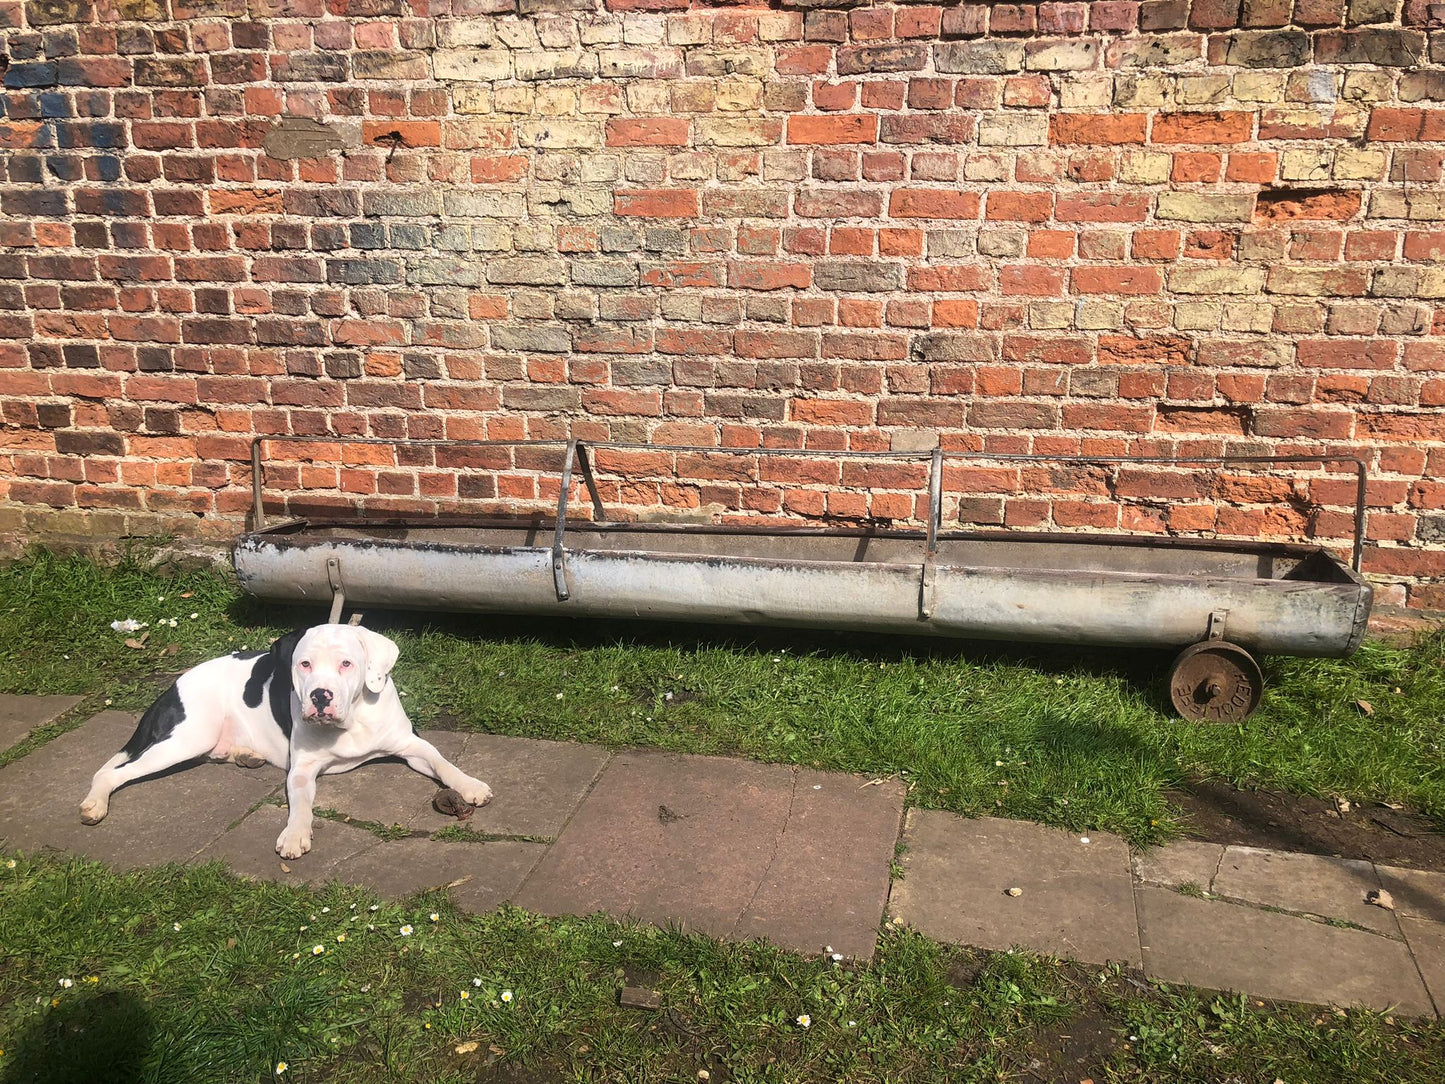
top-left (1, 0), bottom-right (1443, 611)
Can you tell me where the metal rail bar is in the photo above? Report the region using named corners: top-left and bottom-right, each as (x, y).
top-left (247, 435), bottom-right (1370, 573)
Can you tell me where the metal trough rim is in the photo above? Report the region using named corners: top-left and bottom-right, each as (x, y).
top-left (249, 435), bottom-right (1369, 574)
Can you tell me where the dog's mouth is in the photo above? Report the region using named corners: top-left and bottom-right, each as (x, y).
top-left (302, 708), bottom-right (344, 724)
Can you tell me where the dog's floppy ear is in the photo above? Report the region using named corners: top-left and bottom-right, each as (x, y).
top-left (352, 626), bottom-right (400, 694)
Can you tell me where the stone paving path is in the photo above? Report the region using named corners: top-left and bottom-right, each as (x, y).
top-left (2, 698), bottom-right (1443, 1017)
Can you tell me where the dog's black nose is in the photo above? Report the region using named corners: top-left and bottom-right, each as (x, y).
top-left (310, 688), bottom-right (333, 710)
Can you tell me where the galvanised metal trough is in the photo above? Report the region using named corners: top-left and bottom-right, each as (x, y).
top-left (233, 437), bottom-right (1374, 722)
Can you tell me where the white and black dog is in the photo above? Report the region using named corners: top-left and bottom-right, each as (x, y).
top-left (79, 624), bottom-right (493, 858)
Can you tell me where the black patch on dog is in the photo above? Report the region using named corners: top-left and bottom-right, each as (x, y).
top-left (232, 649), bottom-right (265, 660)
top-left (241, 629), bottom-right (303, 738)
top-left (118, 684), bottom-right (186, 765)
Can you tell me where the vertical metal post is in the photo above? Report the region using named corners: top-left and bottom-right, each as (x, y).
top-left (250, 438), bottom-right (265, 531)
top-left (919, 446), bottom-right (943, 620)
top-left (552, 440), bottom-right (577, 602)
top-left (575, 441), bottom-right (607, 523)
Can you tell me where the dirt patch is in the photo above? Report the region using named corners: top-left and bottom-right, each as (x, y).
top-left (1014, 1002), bottom-right (1122, 1084)
top-left (1170, 781), bottom-right (1445, 872)
top-left (428, 710), bottom-right (466, 731)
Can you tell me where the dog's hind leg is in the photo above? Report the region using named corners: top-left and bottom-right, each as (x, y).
top-left (80, 696), bottom-right (221, 825)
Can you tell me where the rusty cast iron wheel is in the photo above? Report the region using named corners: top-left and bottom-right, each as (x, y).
top-left (1168, 640), bottom-right (1264, 722)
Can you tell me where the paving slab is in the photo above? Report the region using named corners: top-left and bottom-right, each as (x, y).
top-left (1135, 886), bottom-right (1433, 1015)
top-left (1132, 841), bottom-right (1224, 890)
top-left (313, 731), bottom-right (469, 829)
top-left (416, 733), bottom-right (611, 839)
top-left (330, 837), bottom-right (547, 912)
top-left (0, 712), bottom-right (281, 869)
top-left (0, 694), bottom-right (83, 751)
top-left (513, 751), bottom-right (796, 939)
top-left (194, 805), bottom-right (379, 885)
top-left (890, 812), bottom-right (1142, 967)
top-left (1399, 916), bottom-right (1445, 1017)
top-left (1375, 865), bottom-right (1445, 926)
top-left (731, 768), bottom-right (906, 960)
top-left (1212, 846), bottom-right (1397, 935)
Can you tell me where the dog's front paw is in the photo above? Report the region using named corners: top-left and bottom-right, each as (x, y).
top-left (275, 826), bottom-right (312, 859)
top-left (79, 797), bottom-right (108, 825)
top-left (457, 779), bottom-right (493, 808)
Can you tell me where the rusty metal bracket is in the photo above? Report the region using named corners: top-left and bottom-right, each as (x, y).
top-left (575, 441), bottom-right (607, 523)
top-left (326, 556), bottom-right (346, 624)
top-left (1207, 610), bottom-right (1228, 642)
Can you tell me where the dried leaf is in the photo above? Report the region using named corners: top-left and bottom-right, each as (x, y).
top-left (163, 643), bottom-right (180, 656)
top-left (1366, 889), bottom-right (1395, 911)
top-left (123, 632), bottom-right (149, 649)
top-left (279, 862), bottom-right (291, 874)
top-left (180, 592), bottom-right (193, 598)
top-left (454, 1041), bottom-right (480, 1056)
top-left (1355, 699), bottom-right (1374, 716)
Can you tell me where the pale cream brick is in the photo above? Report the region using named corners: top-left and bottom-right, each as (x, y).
top-left (1114, 74), bottom-right (1170, 108)
top-left (518, 119), bottom-right (601, 149)
top-left (1286, 69), bottom-right (1337, 104)
top-left (1238, 231), bottom-right (1288, 261)
top-left (1173, 302), bottom-right (1221, 330)
top-left (434, 48), bottom-right (512, 82)
top-left (671, 83), bottom-right (715, 112)
top-left (1273, 303), bottom-right (1324, 333)
top-left (580, 155), bottom-right (620, 182)
top-left (1222, 303), bottom-right (1273, 333)
top-left (1279, 147), bottom-right (1333, 182)
top-left (493, 86), bottom-right (535, 114)
top-left (622, 13), bottom-right (666, 45)
top-left (963, 153), bottom-right (1010, 181)
top-left (686, 48), bottom-right (768, 77)
top-left (438, 19), bottom-right (495, 47)
top-left (762, 148), bottom-right (808, 181)
top-left (977, 113), bottom-right (1048, 147)
top-left (1157, 192), bottom-right (1255, 223)
top-left (512, 224), bottom-right (555, 251)
top-left (1030, 301), bottom-right (1074, 329)
top-left (453, 85), bottom-right (493, 114)
top-left (1117, 149), bottom-right (1171, 184)
top-left (977, 229), bottom-right (1023, 257)
top-left (496, 17), bottom-right (541, 49)
top-left (556, 290), bottom-right (598, 320)
top-left (1326, 304), bottom-right (1382, 336)
top-left (471, 223), bottom-right (513, 250)
top-left (534, 86), bottom-right (577, 116)
top-left (696, 117), bottom-right (781, 146)
top-left (1177, 75), bottom-right (1230, 106)
top-left (1369, 191), bottom-right (1445, 220)
top-left (715, 78), bottom-right (763, 112)
top-left (514, 50), bottom-right (596, 80)
top-left (1169, 266), bottom-right (1267, 295)
top-left (537, 17), bottom-right (580, 49)
top-left (1076, 301), bottom-right (1124, 331)
top-left (578, 14), bottom-right (623, 45)
top-left (757, 12), bottom-right (802, 42)
top-left (626, 82), bottom-right (672, 113)
top-left (1059, 74), bottom-right (1113, 109)
top-left (1231, 72), bottom-right (1284, 103)
top-left (666, 13), bottom-right (711, 45)
top-left (667, 152), bottom-right (712, 181)
top-left (623, 154), bottom-right (666, 183)
top-left (1333, 148), bottom-right (1387, 181)
top-left (1341, 70), bottom-right (1391, 103)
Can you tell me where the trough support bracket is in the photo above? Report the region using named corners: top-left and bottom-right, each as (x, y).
top-left (1206, 610), bottom-right (1228, 642)
top-left (327, 557), bottom-right (346, 625)
top-left (919, 447), bottom-right (944, 620)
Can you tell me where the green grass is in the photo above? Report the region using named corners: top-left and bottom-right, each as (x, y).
top-left (1, 850), bottom-right (1441, 1084)
top-left (2, 548), bottom-right (1444, 845)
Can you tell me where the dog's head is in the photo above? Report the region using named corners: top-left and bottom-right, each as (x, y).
top-left (291, 624), bottom-right (399, 725)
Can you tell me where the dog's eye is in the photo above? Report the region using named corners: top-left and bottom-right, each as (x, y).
top-left (339, 660), bottom-right (352, 669)
top-left (299, 660), bottom-right (311, 670)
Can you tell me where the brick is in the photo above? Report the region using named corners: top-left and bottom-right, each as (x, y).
top-left (934, 41), bottom-right (1026, 74)
top-left (836, 44), bottom-right (928, 75)
top-left (606, 118), bottom-right (689, 146)
top-left (888, 190), bottom-right (981, 219)
top-left (1024, 38), bottom-right (1099, 70)
top-left (1314, 30), bottom-right (1427, 65)
top-left (614, 189), bottom-right (699, 217)
top-left (1217, 30), bottom-right (1311, 67)
top-left (1156, 192), bottom-right (1255, 222)
top-left (786, 115), bottom-right (879, 145)
top-left (1152, 112), bottom-right (1253, 144)
top-left (1050, 113), bottom-right (1148, 144)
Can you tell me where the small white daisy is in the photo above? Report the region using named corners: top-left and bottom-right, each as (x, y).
top-left (57, 978), bottom-right (73, 989)
top-left (275, 1061), bottom-right (288, 1075)
top-left (311, 945), bottom-right (324, 956)
top-left (399, 925), bottom-right (413, 936)
top-left (472, 978), bottom-right (483, 987)
top-left (5, 859), bottom-right (15, 869)
top-left (321, 907), bottom-right (330, 914)
top-left (173, 922), bottom-right (182, 932)
top-left (796, 1014), bottom-right (811, 1028)
top-left (429, 913), bottom-right (439, 922)
top-left (500, 989), bottom-right (513, 1003)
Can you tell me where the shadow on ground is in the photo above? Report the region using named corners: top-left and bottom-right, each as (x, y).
top-left (1, 990), bottom-right (153, 1084)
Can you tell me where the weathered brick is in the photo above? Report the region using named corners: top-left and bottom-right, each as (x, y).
top-left (1314, 29), bottom-right (1427, 64)
top-left (1217, 30), bottom-right (1311, 66)
top-left (1156, 192), bottom-right (1255, 221)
